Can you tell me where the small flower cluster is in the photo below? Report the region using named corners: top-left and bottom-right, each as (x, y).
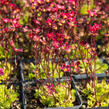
top-left (59, 60), bottom-right (80, 73)
top-left (0, 0), bottom-right (23, 56)
top-left (46, 83), bottom-right (55, 95)
top-left (90, 23), bottom-right (101, 35)
top-left (0, 68), bottom-right (3, 75)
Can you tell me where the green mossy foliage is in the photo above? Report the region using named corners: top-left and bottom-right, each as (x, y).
top-left (79, 58), bottom-right (108, 74)
top-left (82, 80), bottom-right (109, 108)
top-left (0, 85), bottom-right (18, 109)
top-left (27, 60), bottom-right (64, 80)
top-left (80, 0), bottom-right (95, 15)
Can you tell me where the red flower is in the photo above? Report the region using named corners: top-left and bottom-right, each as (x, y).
top-left (9, 3), bottom-right (15, 9)
top-left (80, 40), bottom-right (88, 47)
top-left (106, 70), bottom-right (109, 76)
top-left (28, 32), bottom-right (35, 39)
top-left (13, 22), bottom-right (22, 28)
top-left (0, 0), bottom-right (8, 5)
top-left (4, 27), bottom-right (9, 33)
top-left (55, 33), bottom-right (64, 42)
top-left (11, 19), bottom-right (22, 28)
top-left (46, 18), bottom-right (53, 25)
top-left (90, 23), bottom-right (101, 34)
top-left (47, 32), bottom-right (54, 39)
top-left (76, 61), bottom-right (80, 66)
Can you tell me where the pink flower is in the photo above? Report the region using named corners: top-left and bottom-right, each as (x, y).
top-left (11, 18), bottom-right (18, 24)
top-left (0, 0), bottom-right (8, 5)
top-left (10, 40), bottom-right (15, 47)
top-left (28, 32), bottom-right (35, 39)
top-left (51, 8), bottom-right (57, 13)
top-left (12, 19), bottom-right (22, 28)
top-left (62, 42), bottom-right (71, 53)
top-left (46, 84), bottom-right (55, 95)
top-left (52, 41), bottom-right (59, 49)
top-left (13, 22), bottom-right (22, 28)
top-left (2, 18), bottom-right (10, 23)
top-left (56, 4), bottom-right (65, 10)
top-left (45, 18), bottom-right (53, 25)
top-left (59, 64), bottom-right (70, 72)
top-left (9, 3), bottom-right (15, 9)
top-left (90, 23), bottom-right (101, 34)
top-left (13, 48), bottom-right (23, 52)
top-left (71, 61), bottom-right (80, 72)
top-left (33, 27), bottom-right (40, 34)
top-left (33, 35), bottom-right (40, 42)
top-left (88, 10), bottom-right (97, 17)
top-left (33, 19), bottom-right (40, 25)
top-left (68, 0), bottom-right (76, 5)
top-left (61, 13), bottom-right (67, 19)
top-left (68, 17), bottom-right (77, 27)
top-left (0, 68), bottom-right (3, 75)
top-left (55, 33), bottom-right (64, 42)
top-left (4, 27), bottom-right (9, 33)
top-left (47, 32), bottom-right (54, 39)
top-left (23, 26), bottom-right (29, 32)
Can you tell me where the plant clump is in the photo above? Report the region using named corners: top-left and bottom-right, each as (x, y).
top-left (82, 79), bottom-right (109, 108)
top-left (35, 82), bottom-right (76, 108)
top-left (0, 84), bottom-right (18, 109)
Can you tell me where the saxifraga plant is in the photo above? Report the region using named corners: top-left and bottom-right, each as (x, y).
top-left (82, 79), bottom-right (109, 108)
top-left (0, 84), bottom-right (18, 109)
top-left (35, 81), bottom-right (76, 107)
